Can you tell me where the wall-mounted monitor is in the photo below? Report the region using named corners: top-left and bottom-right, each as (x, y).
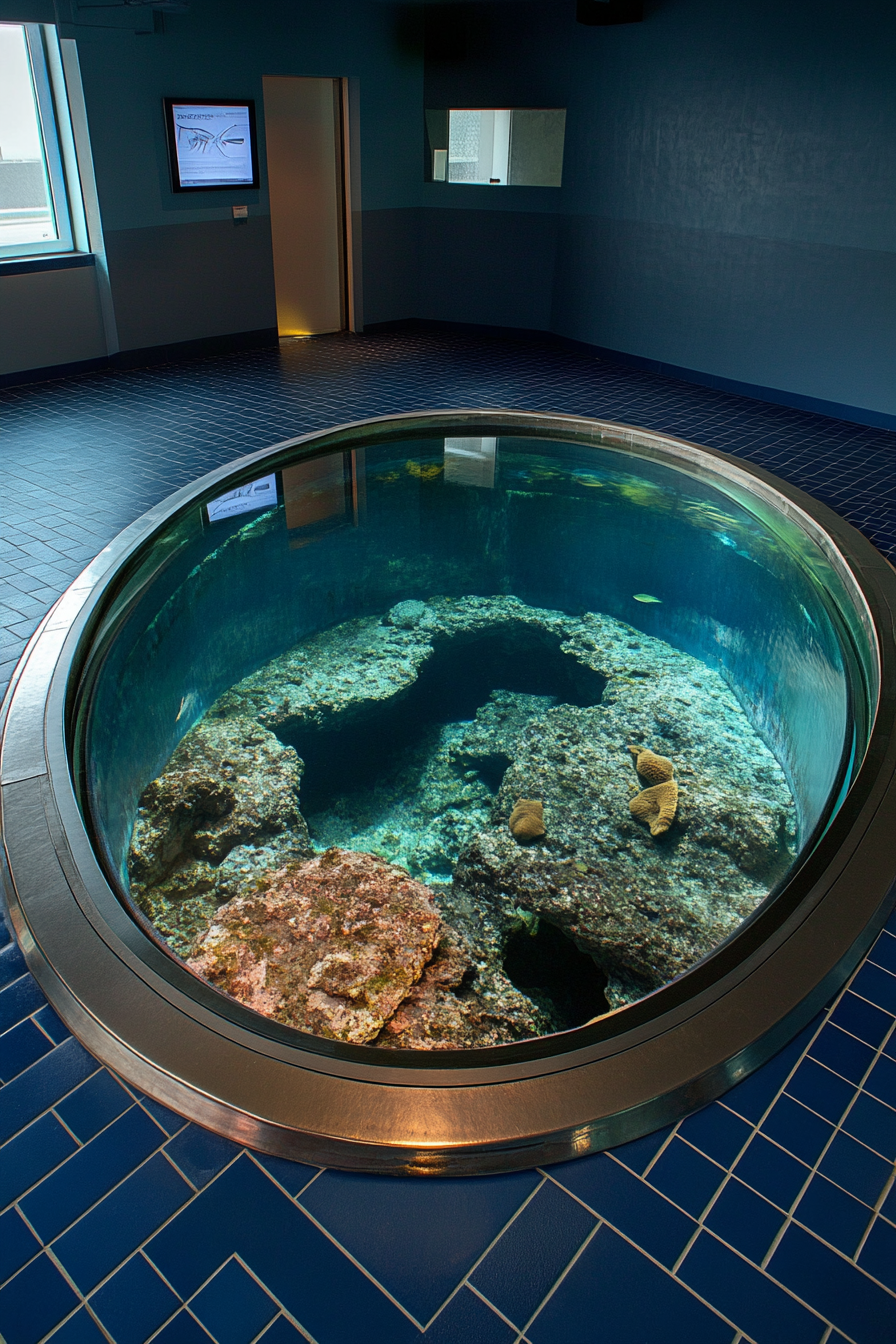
top-left (164, 98), bottom-right (259, 192)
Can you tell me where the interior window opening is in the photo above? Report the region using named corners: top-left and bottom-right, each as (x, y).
top-left (426, 107), bottom-right (566, 187)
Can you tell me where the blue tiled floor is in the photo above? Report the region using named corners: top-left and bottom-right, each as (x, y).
top-left (1, 330), bottom-right (895, 1344)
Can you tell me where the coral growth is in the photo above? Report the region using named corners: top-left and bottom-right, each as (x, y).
top-left (629, 780), bottom-right (680, 837)
top-left (627, 745), bottom-right (679, 836)
top-left (509, 799), bottom-right (546, 842)
top-left (627, 746), bottom-right (674, 784)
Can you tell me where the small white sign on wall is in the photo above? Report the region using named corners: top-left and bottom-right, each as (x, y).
top-left (206, 473), bottom-right (278, 523)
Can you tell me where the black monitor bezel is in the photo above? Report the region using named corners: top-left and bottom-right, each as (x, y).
top-left (163, 96), bottom-right (260, 193)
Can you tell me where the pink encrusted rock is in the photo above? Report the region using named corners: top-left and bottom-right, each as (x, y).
top-left (186, 847), bottom-right (442, 1043)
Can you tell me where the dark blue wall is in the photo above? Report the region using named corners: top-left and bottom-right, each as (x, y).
top-left (421, 0), bottom-right (896, 420)
top-left (3, 0), bottom-right (895, 421)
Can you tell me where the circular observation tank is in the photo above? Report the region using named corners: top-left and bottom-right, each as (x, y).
top-left (2, 410), bottom-right (895, 1176)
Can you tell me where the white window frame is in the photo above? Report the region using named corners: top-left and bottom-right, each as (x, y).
top-left (0, 23), bottom-right (83, 262)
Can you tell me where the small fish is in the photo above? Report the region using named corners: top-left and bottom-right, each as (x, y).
top-left (632, 593), bottom-right (662, 604)
top-left (175, 691), bottom-right (197, 723)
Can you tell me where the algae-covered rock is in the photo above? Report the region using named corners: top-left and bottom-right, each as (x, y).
top-left (387, 599), bottom-right (430, 629)
top-left (209, 595), bottom-right (601, 740)
top-left (129, 593), bottom-right (798, 1039)
top-left (128, 716), bottom-right (311, 954)
top-left (453, 689), bottom-right (794, 1006)
top-left (187, 848), bottom-right (442, 1041)
top-left (186, 847), bottom-right (557, 1049)
top-left (378, 924), bottom-right (557, 1050)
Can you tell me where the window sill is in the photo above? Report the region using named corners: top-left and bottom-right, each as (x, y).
top-left (0, 252), bottom-right (95, 278)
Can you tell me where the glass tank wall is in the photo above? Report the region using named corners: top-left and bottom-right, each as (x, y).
top-left (74, 424), bottom-right (871, 1051)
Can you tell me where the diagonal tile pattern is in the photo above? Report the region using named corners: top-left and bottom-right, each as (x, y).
top-left (0, 330), bottom-right (895, 1343)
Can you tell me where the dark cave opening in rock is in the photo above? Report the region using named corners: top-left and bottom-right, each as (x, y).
top-left (503, 919), bottom-right (611, 1030)
top-left (282, 624), bottom-right (606, 815)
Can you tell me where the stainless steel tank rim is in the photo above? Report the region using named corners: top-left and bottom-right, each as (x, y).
top-left (2, 409), bottom-right (895, 1176)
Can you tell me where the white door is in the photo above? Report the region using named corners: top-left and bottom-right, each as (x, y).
top-left (263, 76), bottom-right (346, 336)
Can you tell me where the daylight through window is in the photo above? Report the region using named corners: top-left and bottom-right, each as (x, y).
top-left (0, 23), bottom-right (76, 258)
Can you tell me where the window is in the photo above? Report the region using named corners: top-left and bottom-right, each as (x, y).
top-left (0, 23), bottom-right (79, 259)
top-left (425, 108), bottom-right (566, 187)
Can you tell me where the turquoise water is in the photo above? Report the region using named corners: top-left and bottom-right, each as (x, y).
top-left (78, 427), bottom-right (868, 1047)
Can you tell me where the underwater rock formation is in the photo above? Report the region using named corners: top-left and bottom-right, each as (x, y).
top-left (208, 595), bottom-right (604, 740)
top-left (377, 923), bottom-right (557, 1050)
top-left (128, 717), bottom-right (311, 956)
top-left (187, 848), bottom-right (441, 1042)
top-left (186, 847), bottom-right (554, 1048)
top-left (386, 599), bottom-right (430, 629)
top-left (458, 683), bottom-right (793, 1006)
top-left (304, 717), bottom-right (495, 884)
top-left (130, 593), bottom-right (798, 1037)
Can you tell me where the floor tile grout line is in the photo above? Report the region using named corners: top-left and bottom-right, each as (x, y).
top-left (850, 1014), bottom-right (896, 1262)
top-left (159, 1250), bottom-right (294, 1344)
top-left (538, 1176), bottom-right (753, 1337)
top-left (0, 1060), bottom-right (104, 1187)
top-left (857, 1164), bottom-right (896, 1261)
top-left (232, 1249), bottom-right (291, 1311)
top-left (0, 1233), bottom-right (47, 1294)
top-left (244, 1149), bottom-right (324, 1202)
top-left (761, 1009), bottom-right (896, 1274)
top-left (266, 1303), bottom-right (319, 1344)
top-left (675, 1221), bottom-right (836, 1337)
top-left (48, 1148), bottom-right (245, 1314)
top-left (831, 980), bottom-right (896, 1017)
top-left (636, 1115), bottom-right (683, 1179)
top-left (43, 1298), bottom-right (115, 1344)
top-left (23, 1113), bottom-right (185, 1258)
top-left (30, 1015), bottom-right (61, 1050)
top-left (463, 1278), bottom-right (527, 1336)
top-left (783, 1058), bottom-right (896, 1133)
top-left (420, 1173), bottom-right (548, 1332)
top-left (292, 1196), bottom-right (425, 1330)
top-left (44, 1105), bottom-right (85, 1152)
top-left (40, 1242), bottom-right (114, 1343)
top-left (664, 1003), bottom-right (836, 1270)
top-left (159, 1143), bottom-right (201, 1195)
top-left (109, 1250), bottom-right (199, 1344)
top-left (515, 1216), bottom-right (603, 1341)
